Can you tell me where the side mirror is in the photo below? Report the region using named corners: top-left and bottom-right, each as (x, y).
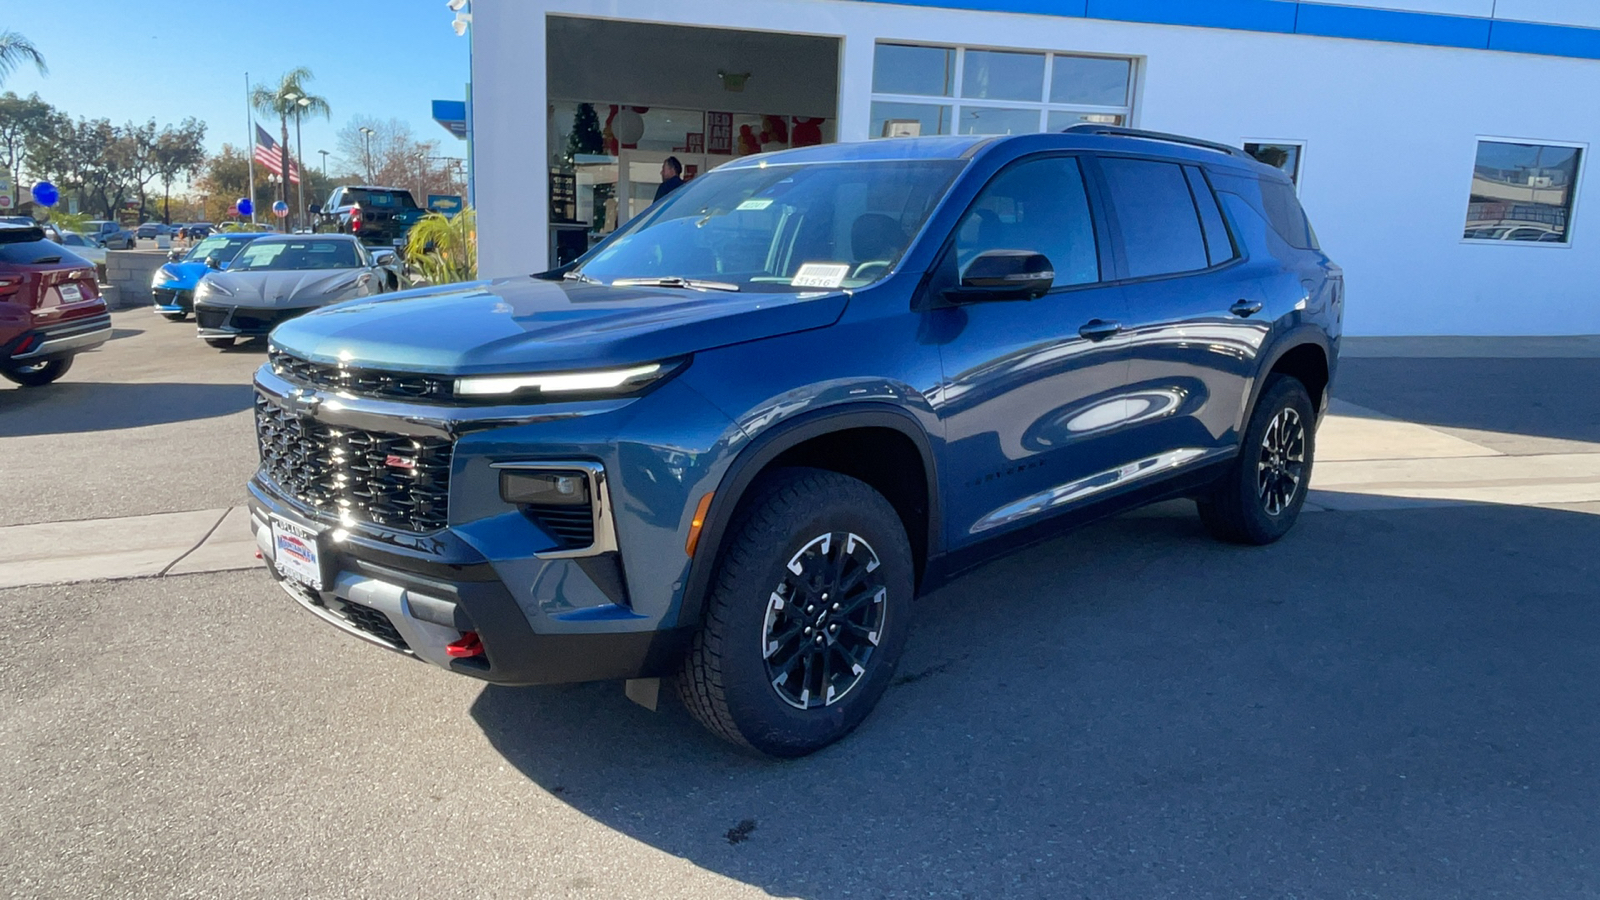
top-left (204, 255), bottom-right (222, 270)
top-left (308, 203), bottom-right (322, 215)
top-left (948, 250), bottom-right (1056, 303)
top-left (167, 249), bottom-right (183, 262)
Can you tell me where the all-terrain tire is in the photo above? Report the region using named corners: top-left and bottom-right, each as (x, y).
top-left (1197, 374), bottom-right (1316, 545)
top-left (1, 356), bottom-right (73, 387)
top-left (675, 467), bottom-right (915, 758)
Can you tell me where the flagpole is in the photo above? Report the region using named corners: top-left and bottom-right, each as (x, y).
top-left (245, 72), bottom-right (257, 225)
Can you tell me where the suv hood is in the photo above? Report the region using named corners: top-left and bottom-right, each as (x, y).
top-left (268, 276), bottom-right (849, 375)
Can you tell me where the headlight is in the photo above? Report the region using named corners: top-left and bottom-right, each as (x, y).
top-left (455, 361), bottom-right (681, 398)
top-left (195, 281), bottom-right (233, 298)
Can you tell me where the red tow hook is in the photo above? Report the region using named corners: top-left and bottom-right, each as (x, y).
top-left (445, 631), bottom-right (484, 659)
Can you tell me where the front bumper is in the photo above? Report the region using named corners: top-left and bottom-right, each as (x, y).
top-left (196, 302), bottom-right (314, 338)
top-left (247, 487), bottom-right (692, 685)
top-left (152, 286), bottom-right (194, 314)
top-left (6, 311), bottom-right (112, 363)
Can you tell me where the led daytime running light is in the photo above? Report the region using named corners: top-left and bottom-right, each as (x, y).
top-left (456, 362), bottom-right (665, 397)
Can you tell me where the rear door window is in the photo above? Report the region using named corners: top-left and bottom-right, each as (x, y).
top-left (1099, 157), bottom-right (1210, 279)
top-left (1183, 166), bottom-right (1238, 266)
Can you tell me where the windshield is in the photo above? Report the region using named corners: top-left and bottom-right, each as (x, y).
top-left (346, 189), bottom-right (417, 209)
top-left (232, 239), bottom-right (362, 271)
top-left (185, 234), bottom-right (260, 264)
top-left (573, 159), bottom-right (965, 293)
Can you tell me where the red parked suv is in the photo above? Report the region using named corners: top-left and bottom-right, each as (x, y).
top-left (0, 224), bottom-right (111, 387)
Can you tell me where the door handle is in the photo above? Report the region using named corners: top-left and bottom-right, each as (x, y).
top-left (1078, 319), bottom-right (1122, 342)
top-left (1230, 299), bottom-right (1264, 318)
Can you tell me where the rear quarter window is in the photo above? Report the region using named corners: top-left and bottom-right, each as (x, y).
top-left (1258, 178), bottom-right (1315, 250)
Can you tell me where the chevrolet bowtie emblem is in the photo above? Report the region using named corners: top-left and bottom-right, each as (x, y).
top-left (283, 388), bottom-right (321, 417)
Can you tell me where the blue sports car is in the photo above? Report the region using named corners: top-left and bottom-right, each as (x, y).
top-left (151, 231), bottom-right (273, 320)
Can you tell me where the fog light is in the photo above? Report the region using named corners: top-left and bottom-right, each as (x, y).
top-left (500, 470), bottom-right (590, 506)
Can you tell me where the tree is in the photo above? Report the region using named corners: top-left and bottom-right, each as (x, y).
top-left (152, 119), bottom-right (206, 222)
top-left (0, 92), bottom-right (52, 203)
top-left (0, 31), bottom-right (47, 88)
top-left (120, 119), bottom-right (160, 220)
top-left (563, 102), bottom-right (603, 166)
top-left (26, 115), bottom-right (133, 217)
top-left (195, 143), bottom-right (276, 223)
top-left (335, 116), bottom-right (463, 204)
top-left (250, 67), bottom-right (330, 230)
top-left (404, 206), bottom-right (476, 284)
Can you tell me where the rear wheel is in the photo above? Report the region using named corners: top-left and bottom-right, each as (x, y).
top-left (204, 337), bottom-right (235, 350)
top-left (2, 356), bottom-right (73, 387)
top-left (1197, 374), bottom-right (1316, 545)
top-left (676, 468), bottom-right (914, 758)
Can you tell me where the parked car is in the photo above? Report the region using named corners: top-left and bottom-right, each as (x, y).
top-left (195, 234), bottom-right (401, 348)
top-left (86, 220), bottom-right (137, 250)
top-left (0, 223), bottom-right (111, 386)
top-left (57, 231), bottom-right (107, 266)
top-left (181, 223), bottom-right (214, 241)
top-left (136, 222), bottom-right (162, 239)
top-left (314, 185), bottom-right (428, 248)
top-left (150, 230), bottom-right (273, 320)
top-left (248, 127), bottom-right (1342, 756)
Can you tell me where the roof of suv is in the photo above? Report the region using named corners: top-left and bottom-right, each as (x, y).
top-left (724, 128), bottom-right (1275, 177)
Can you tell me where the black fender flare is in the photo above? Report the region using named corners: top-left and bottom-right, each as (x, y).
top-left (1247, 330), bottom-right (1334, 423)
top-left (675, 403), bottom-right (943, 629)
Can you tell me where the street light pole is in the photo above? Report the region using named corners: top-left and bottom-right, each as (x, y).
top-left (359, 127), bottom-right (375, 183)
top-left (294, 98), bottom-right (309, 232)
top-left (318, 149), bottom-right (329, 177)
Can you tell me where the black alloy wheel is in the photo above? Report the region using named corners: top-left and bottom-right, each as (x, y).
top-left (1257, 407), bottom-right (1307, 516)
top-left (761, 531), bottom-right (888, 710)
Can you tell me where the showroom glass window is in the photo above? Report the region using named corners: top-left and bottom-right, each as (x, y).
top-left (1463, 140), bottom-right (1584, 244)
top-left (1245, 142), bottom-right (1303, 186)
top-left (870, 44), bottom-right (1135, 139)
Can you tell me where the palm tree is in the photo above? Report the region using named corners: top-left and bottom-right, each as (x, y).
top-left (0, 31), bottom-right (47, 87)
top-left (250, 68), bottom-right (330, 230)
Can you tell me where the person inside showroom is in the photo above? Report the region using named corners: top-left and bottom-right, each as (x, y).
top-left (654, 156), bottom-right (685, 202)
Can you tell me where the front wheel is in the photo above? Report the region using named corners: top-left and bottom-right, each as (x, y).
top-left (204, 337), bottom-right (235, 350)
top-left (676, 468), bottom-right (915, 758)
top-left (2, 356), bottom-right (73, 387)
top-left (1197, 374), bottom-right (1316, 545)
top-left (161, 312), bottom-right (186, 322)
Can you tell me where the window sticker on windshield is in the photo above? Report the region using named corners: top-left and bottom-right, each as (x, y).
top-left (787, 259), bottom-right (851, 286)
top-left (790, 263), bottom-right (850, 289)
top-left (736, 198), bottom-right (773, 211)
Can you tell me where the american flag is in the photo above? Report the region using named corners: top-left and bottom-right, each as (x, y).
top-left (253, 124), bottom-right (301, 184)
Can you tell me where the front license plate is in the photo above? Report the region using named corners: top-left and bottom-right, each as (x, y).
top-left (270, 515), bottom-right (324, 591)
top-left (58, 284), bottom-right (82, 304)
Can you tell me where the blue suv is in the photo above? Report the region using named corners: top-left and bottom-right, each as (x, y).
top-left (248, 127), bottom-right (1341, 757)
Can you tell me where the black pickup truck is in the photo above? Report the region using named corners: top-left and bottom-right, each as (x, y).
top-left (315, 185), bottom-right (429, 249)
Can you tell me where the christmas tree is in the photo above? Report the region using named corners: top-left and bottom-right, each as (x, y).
top-left (564, 103), bottom-right (604, 167)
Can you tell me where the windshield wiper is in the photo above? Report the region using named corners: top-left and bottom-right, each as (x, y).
top-left (611, 276), bottom-right (740, 292)
top-left (562, 271), bottom-right (602, 284)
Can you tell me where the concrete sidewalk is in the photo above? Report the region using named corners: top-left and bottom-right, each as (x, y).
top-left (0, 506), bottom-right (257, 589)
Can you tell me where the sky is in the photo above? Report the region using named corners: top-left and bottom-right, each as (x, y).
top-left (3, 0), bottom-right (470, 176)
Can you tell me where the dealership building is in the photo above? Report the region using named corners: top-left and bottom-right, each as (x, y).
top-left (470, 0), bottom-right (1600, 335)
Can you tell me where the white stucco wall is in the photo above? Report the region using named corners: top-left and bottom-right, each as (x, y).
top-left (473, 0), bottom-right (1600, 336)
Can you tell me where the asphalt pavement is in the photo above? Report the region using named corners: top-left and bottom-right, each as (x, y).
top-left (3, 320), bottom-right (1600, 898)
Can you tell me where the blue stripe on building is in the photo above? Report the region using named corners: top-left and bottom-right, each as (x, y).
top-left (852, 0), bottom-right (1600, 62)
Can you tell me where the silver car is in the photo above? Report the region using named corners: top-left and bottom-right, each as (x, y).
top-left (193, 234), bottom-right (403, 349)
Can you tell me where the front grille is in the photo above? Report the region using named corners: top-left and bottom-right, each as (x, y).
top-left (524, 503), bottom-right (596, 549)
top-left (234, 308), bottom-right (306, 333)
top-left (339, 600), bottom-right (409, 650)
top-left (152, 288), bottom-right (193, 310)
top-left (255, 393), bottom-right (453, 532)
top-left (196, 307), bottom-right (229, 329)
top-left (269, 349), bottom-right (456, 402)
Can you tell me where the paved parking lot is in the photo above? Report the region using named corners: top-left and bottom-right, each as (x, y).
top-left (3, 315), bottom-right (1599, 898)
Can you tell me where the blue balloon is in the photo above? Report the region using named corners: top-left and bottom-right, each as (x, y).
top-left (30, 181), bottom-right (59, 207)
top-left (236, 197), bottom-right (253, 216)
